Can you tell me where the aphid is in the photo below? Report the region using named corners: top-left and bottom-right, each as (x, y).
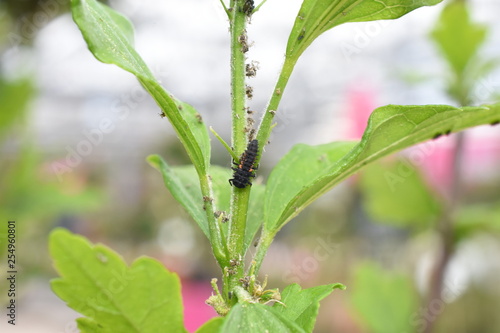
top-left (195, 113), bottom-right (203, 123)
top-left (247, 117), bottom-right (255, 126)
top-left (246, 61), bottom-right (259, 77)
top-left (246, 85), bottom-right (254, 99)
top-left (248, 128), bottom-right (256, 141)
top-left (432, 133), bottom-right (442, 140)
top-left (298, 28), bottom-right (306, 41)
top-left (158, 112), bottom-right (166, 118)
top-left (491, 120), bottom-right (500, 126)
top-left (229, 140), bottom-right (259, 188)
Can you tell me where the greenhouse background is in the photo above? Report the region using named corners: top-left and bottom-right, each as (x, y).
top-left (1, 0), bottom-right (500, 332)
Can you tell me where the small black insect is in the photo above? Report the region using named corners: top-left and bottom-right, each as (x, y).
top-left (229, 139), bottom-right (259, 188)
top-left (242, 0), bottom-right (254, 16)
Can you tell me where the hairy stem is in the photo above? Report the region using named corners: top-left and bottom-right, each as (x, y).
top-left (256, 56), bottom-right (296, 165)
top-left (200, 174), bottom-right (228, 266)
top-left (249, 229), bottom-right (275, 275)
top-left (226, 0), bottom-right (250, 303)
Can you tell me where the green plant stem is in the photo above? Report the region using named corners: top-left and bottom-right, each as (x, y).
top-left (200, 175), bottom-right (228, 265)
top-left (226, 0), bottom-right (250, 302)
top-left (246, 57), bottom-right (299, 276)
top-left (249, 229), bottom-right (275, 275)
top-left (256, 56), bottom-right (296, 164)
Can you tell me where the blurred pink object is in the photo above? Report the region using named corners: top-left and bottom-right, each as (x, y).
top-left (182, 279), bottom-right (218, 332)
top-left (344, 82), bottom-right (378, 140)
top-left (412, 127), bottom-right (500, 199)
top-left (343, 82), bottom-right (500, 197)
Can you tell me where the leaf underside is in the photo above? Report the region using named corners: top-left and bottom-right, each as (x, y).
top-left (265, 103), bottom-right (500, 235)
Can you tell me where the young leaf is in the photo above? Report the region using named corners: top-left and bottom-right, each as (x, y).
top-left (220, 303), bottom-right (306, 333)
top-left (148, 156), bottom-right (265, 251)
top-left (50, 228), bottom-right (186, 333)
top-left (195, 317), bottom-right (225, 333)
top-left (360, 159), bottom-right (441, 227)
top-left (351, 263), bottom-right (417, 333)
top-left (265, 103), bottom-right (500, 235)
top-left (273, 283), bottom-right (346, 332)
top-left (286, 0), bottom-right (444, 60)
top-left (147, 156), bottom-right (210, 238)
top-left (71, 0), bottom-right (210, 173)
top-left (431, 1), bottom-right (487, 79)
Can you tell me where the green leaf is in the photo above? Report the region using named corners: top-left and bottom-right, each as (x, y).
top-left (264, 142), bottom-right (357, 234)
top-left (360, 159), bottom-right (441, 227)
top-left (286, 0), bottom-right (443, 59)
top-left (220, 303), bottom-right (306, 333)
top-left (195, 317), bottom-right (225, 333)
top-left (273, 283), bottom-right (346, 332)
top-left (351, 263), bottom-right (417, 333)
top-left (77, 318), bottom-right (101, 333)
top-left (50, 228), bottom-right (186, 333)
top-left (265, 103), bottom-right (500, 235)
top-left (148, 156), bottom-right (265, 250)
top-left (148, 155), bottom-right (210, 238)
top-left (431, 1), bottom-right (487, 79)
top-left (71, 0), bottom-right (210, 173)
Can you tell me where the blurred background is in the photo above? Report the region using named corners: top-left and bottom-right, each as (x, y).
top-left (0, 0), bottom-right (500, 332)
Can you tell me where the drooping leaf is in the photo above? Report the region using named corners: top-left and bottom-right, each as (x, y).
top-left (195, 317), bottom-right (225, 333)
top-left (148, 156), bottom-right (265, 250)
top-left (286, 0), bottom-right (444, 60)
top-left (71, 0), bottom-right (210, 173)
top-left (265, 103), bottom-right (500, 235)
top-left (50, 228), bottom-right (186, 333)
top-left (220, 303), bottom-right (306, 333)
top-left (431, 1), bottom-right (487, 79)
top-left (351, 263), bottom-right (417, 333)
top-left (360, 159), bottom-right (441, 227)
top-left (273, 283), bottom-right (346, 332)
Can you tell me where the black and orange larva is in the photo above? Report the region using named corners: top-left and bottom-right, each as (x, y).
top-left (229, 139), bottom-right (258, 188)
